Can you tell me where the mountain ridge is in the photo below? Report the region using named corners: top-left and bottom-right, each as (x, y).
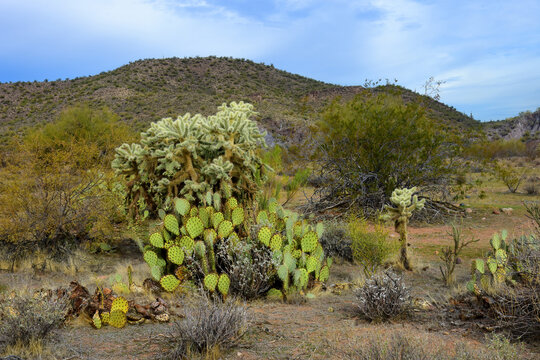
top-left (0, 56), bottom-right (483, 144)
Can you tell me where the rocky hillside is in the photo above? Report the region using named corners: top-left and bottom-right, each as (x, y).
top-left (484, 108), bottom-right (540, 140)
top-left (0, 56), bottom-right (477, 144)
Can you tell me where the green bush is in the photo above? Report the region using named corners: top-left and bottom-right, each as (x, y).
top-left (313, 89), bottom-right (457, 214)
top-left (348, 216), bottom-right (398, 275)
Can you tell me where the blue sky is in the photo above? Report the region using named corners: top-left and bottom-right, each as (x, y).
top-left (1, 0), bottom-right (539, 121)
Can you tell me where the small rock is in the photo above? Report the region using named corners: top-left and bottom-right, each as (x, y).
top-left (455, 257), bottom-right (462, 264)
top-left (500, 207), bottom-right (513, 215)
top-left (465, 208), bottom-right (473, 214)
top-left (154, 304), bottom-right (166, 315)
top-left (482, 217), bottom-right (486, 220)
top-left (155, 313), bottom-right (170, 322)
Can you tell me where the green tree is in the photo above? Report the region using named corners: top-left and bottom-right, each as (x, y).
top-left (313, 89), bottom-right (457, 214)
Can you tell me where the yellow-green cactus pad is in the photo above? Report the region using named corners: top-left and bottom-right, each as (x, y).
top-left (179, 236), bottom-right (194, 254)
top-left (204, 273), bottom-right (219, 292)
top-left (267, 288), bottom-right (283, 300)
top-left (277, 264), bottom-right (289, 282)
top-left (167, 245), bottom-right (185, 265)
top-left (198, 206), bottom-right (210, 228)
top-left (256, 210), bottom-right (268, 224)
top-left (319, 265), bottom-right (330, 282)
top-left (203, 229), bottom-right (217, 245)
top-left (268, 199), bottom-right (278, 213)
top-left (226, 197), bottom-right (238, 210)
top-left (111, 296), bottom-right (129, 313)
top-left (218, 220), bottom-right (234, 239)
top-left (292, 249), bottom-right (302, 259)
top-left (294, 268), bottom-right (309, 289)
top-left (149, 232), bottom-right (164, 248)
top-left (101, 311), bottom-right (110, 325)
top-left (109, 310), bottom-right (127, 328)
top-left (194, 241), bottom-right (206, 258)
top-left (189, 206), bottom-right (198, 217)
top-left (144, 250), bottom-right (159, 267)
top-left (160, 274), bottom-right (181, 292)
top-left (258, 226), bottom-right (272, 246)
top-left (212, 212), bottom-right (224, 229)
top-left (301, 231), bottom-right (318, 253)
top-left (186, 216), bottom-right (204, 239)
top-left (306, 255), bottom-right (319, 274)
top-left (231, 207), bottom-right (244, 226)
top-left (92, 311), bottom-right (102, 329)
top-left (217, 274), bottom-right (230, 297)
top-left (151, 265), bottom-right (163, 281)
top-left (164, 214), bottom-right (180, 235)
top-left (270, 234), bottom-right (283, 251)
top-left (174, 198), bottom-right (191, 216)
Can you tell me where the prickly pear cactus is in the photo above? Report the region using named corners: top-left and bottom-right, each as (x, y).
top-left (253, 198), bottom-right (331, 300)
top-left (380, 187), bottom-right (425, 271)
top-left (143, 195), bottom-right (331, 301)
top-left (467, 230), bottom-right (512, 293)
top-left (112, 102), bottom-right (268, 219)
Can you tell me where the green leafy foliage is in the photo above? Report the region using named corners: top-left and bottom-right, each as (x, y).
top-left (348, 216), bottom-right (398, 276)
top-left (313, 89), bottom-right (456, 215)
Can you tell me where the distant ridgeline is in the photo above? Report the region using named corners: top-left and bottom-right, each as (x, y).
top-left (1, 56), bottom-right (484, 146)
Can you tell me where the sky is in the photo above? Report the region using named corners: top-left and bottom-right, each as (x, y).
top-left (1, 0), bottom-right (539, 121)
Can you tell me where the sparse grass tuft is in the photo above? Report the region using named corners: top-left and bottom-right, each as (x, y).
top-left (0, 293), bottom-right (68, 356)
top-left (158, 295), bottom-right (250, 359)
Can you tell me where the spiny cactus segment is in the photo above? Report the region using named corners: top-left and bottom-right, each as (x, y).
top-left (112, 102), bottom-right (268, 219)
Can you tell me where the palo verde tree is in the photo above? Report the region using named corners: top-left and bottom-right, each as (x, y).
top-left (311, 88), bottom-right (457, 216)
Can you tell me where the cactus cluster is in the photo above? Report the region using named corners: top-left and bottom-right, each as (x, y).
top-left (145, 196), bottom-right (331, 299)
top-left (112, 102), bottom-right (268, 218)
top-left (92, 296), bottom-right (129, 329)
top-left (380, 187), bottom-right (425, 270)
top-left (467, 230), bottom-right (513, 293)
top-left (256, 199), bottom-right (331, 300)
top-left (143, 194), bottom-right (246, 299)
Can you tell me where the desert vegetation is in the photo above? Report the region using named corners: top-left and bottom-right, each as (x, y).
top-left (0, 61), bottom-right (539, 359)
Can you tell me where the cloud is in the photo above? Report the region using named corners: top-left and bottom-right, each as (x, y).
top-left (0, 0), bottom-right (538, 120)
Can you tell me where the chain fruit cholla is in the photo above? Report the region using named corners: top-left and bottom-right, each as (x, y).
top-left (112, 102), bottom-right (268, 218)
top-left (380, 187), bottom-right (425, 271)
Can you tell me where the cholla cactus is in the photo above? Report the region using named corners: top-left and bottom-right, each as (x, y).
top-left (112, 102), bottom-right (268, 218)
top-left (380, 187), bottom-right (425, 270)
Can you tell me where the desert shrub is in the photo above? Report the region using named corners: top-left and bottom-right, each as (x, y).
top-left (159, 297), bottom-right (249, 359)
top-left (0, 148), bottom-right (115, 267)
top-left (214, 238), bottom-right (276, 300)
top-left (311, 89), bottom-right (457, 216)
top-left (319, 220), bottom-right (353, 261)
top-left (25, 104), bottom-right (136, 167)
top-left (524, 201), bottom-right (540, 236)
top-left (0, 106), bottom-right (133, 268)
top-left (0, 294), bottom-right (68, 354)
top-left (492, 161), bottom-right (528, 193)
top-left (355, 270), bottom-right (410, 322)
top-left (465, 138), bottom-right (527, 159)
top-left (348, 216), bottom-right (397, 275)
top-left (112, 102), bottom-right (268, 218)
top-left (523, 181), bottom-right (538, 195)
